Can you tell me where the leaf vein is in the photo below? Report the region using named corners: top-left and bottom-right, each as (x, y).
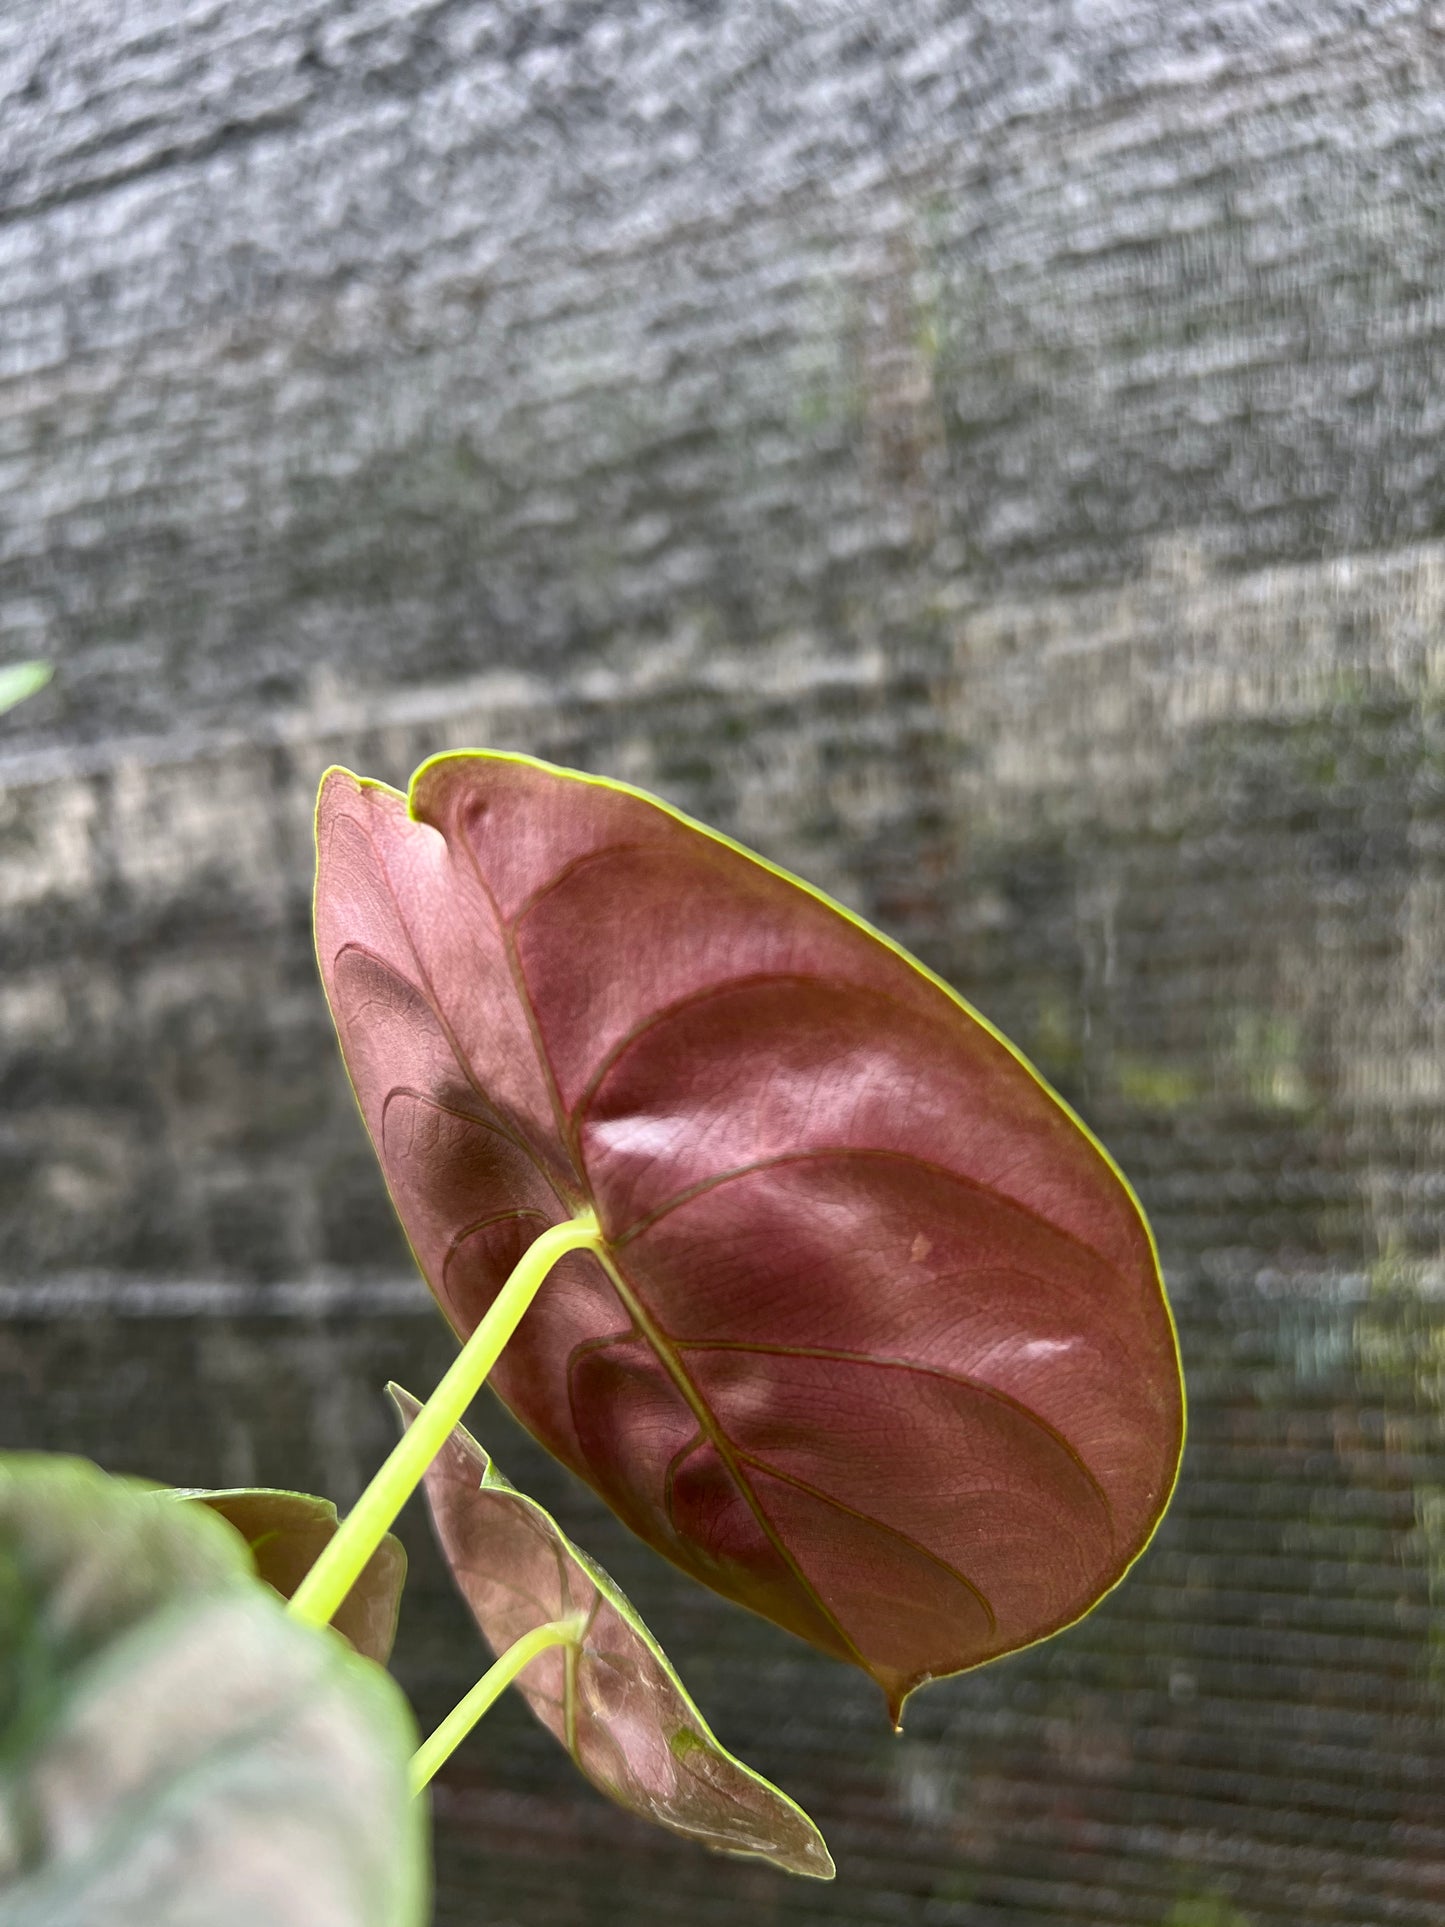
top-left (734, 1452), bottom-right (998, 1635)
top-left (674, 1341), bottom-right (1116, 1535)
top-left (510, 841), bottom-right (650, 930)
top-left (569, 971), bottom-right (891, 1138)
top-left (588, 1242), bottom-right (874, 1677)
top-left (614, 1145), bottom-right (1126, 1285)
top-left (441, 1207), bottom-right (554, 1296)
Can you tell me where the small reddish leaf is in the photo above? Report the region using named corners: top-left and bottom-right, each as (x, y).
top-left (390, 1385), bottom-right (833, 1878)
top-left (316, 752), bottom-right (1184, 1718)
top-left (179, 1488), bottom-right (406, 1666)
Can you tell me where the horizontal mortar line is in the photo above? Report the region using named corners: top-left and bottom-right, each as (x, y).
top-left (0, 1274), bottom-right (435, 1319)
top-left (0, 651), bottom-right (899, 792)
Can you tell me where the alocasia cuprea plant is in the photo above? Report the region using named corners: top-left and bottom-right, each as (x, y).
top-left (3, 747), bottom-right (1183, 1908)
top-left (293, 752), bottom-right (1182, 1850)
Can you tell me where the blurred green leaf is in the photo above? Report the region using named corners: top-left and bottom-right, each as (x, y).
top-left (0, 1454), bottom-right (428, 1927)
top-left (0, 664), bottom-right (52, 718)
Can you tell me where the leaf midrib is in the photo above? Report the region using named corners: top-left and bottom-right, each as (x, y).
top-left (396, 810), bottom-right (1126, 1688)
top-left (449, 826), bottom-right (877, 1682)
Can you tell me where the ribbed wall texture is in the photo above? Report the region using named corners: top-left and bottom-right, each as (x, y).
top-left (2, 4), bottom-right (1443, 1923)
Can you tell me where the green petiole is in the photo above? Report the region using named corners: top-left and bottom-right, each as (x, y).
top-left (408, 1614), bottom-right (586, 1796)
top-left (289, 1210), bottom-right (603, 1631)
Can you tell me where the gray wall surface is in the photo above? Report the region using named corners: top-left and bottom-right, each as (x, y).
top-left (2, 3), bottom-right (1443, 1923)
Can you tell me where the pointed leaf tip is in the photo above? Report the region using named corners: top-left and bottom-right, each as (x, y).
top-left (317, 751), bottom-right (1184, 1706)
top-left (390, 1386), bottom-right (834, 1879)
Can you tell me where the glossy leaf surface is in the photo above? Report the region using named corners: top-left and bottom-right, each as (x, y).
top-left (0, 1455), bottom-right (426, 1927)
top-left (179, 1487), bottom-right (406, 1665)
top-left (317, 751), bottom-right (1184, 1716)
top-left (391, 1386), bottom-right (832, 1877)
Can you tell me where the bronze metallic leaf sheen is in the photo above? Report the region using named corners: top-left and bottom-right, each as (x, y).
top-left (315, 752), bottom-right (1185, 1719)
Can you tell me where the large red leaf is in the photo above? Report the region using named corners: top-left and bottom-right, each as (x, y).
top-left (315, 752), bottom-right (1184, 1719)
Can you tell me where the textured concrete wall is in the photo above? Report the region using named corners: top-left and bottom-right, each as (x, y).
top-left (2, 4), bottom-right (1444, 1924)
top-left (4, 4), bottom-right (1445, 742)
